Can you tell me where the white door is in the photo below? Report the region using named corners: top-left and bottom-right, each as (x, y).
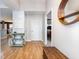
top-left (25, 13), bottom-right (43, 41)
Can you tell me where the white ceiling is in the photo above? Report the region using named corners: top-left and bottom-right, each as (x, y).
top-left (0, 0), bottom-right (8, 8)
top-left (1, 0), bottom-right (46, 11)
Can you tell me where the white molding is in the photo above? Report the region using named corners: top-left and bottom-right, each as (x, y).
top-left (44, 14), bottom-right (47, 45)
top-left (51, 10), bottom-right (54, 47)
top-left (25, 39), bottom-right (43, 42)
top-left (25, 40), bottom-right (31, 42)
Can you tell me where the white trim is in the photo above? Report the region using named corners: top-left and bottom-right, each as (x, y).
top-left (51, 9), bottom-right (54, 47)
top-left (31, 40), bottom-right (43, 41)
top-left (25, 39), bottom-right (43, 42)
top-left (44, 14), bottom-right (47, 45)
top-left (25, 40), bottom-right (32, 42)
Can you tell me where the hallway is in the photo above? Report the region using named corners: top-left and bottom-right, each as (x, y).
top-left (1, 0), bottom-right (79, 59)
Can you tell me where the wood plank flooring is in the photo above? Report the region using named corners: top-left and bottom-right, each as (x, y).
top-left (1, 37), bottom-right (68, 59)
top-left (43, 47), bottom-right (68, 59)
top-left (1, 41), bottom-right (44, 59)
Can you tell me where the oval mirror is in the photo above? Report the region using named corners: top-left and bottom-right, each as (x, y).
top-left (58, 0), bottom-right (79, 25)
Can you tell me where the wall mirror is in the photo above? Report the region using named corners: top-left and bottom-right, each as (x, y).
top-left (58, 0), bottom-right (79, 25)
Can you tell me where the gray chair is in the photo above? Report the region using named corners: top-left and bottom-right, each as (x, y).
top-left (11, 32), bottom-right (25, 46)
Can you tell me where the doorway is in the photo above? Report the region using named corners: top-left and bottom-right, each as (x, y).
top-left (47, 11), bottom-right (52, 46)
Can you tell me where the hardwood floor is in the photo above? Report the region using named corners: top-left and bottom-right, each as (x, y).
top-left (1, 41), bottom-right (44, 59)
top-left (43, 47), bottom-right (68, 59)
top-left (1, 37), bottom-right (68, 59)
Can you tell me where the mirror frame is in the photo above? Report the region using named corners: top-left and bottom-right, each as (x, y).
top-left (58, 0), bottom-right (79, 25)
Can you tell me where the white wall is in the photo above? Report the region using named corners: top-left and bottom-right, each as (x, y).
top-left (0, 0), bottom-right (47, 11)
top-left (47, 0), bottom-right (79, 59)
top-left (25, 12), bottom-right (45, 41)
top-left (13, 10), bottom-right (25, 33)
top-left (46, 0), bottom-right (53, 14)
top-left (20, 0), bottom-right (46, 11)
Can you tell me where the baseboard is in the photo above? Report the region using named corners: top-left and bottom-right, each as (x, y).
top-left (25, 40), bottom-right (32, 42)
top-left (25, 39), bottom-right (43, 42)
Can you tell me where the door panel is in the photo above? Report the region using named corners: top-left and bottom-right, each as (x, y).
top-left (25, 13), bottom-right (43, 41)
